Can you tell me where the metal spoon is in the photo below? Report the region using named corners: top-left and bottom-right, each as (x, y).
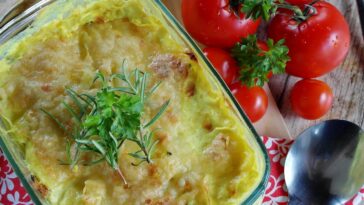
top-left (285, 119), bottom-right (364, 205)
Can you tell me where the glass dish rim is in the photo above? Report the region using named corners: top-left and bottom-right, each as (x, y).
top-left (0, 0), bottom-right (271, 204)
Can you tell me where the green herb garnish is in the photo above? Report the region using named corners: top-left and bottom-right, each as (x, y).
top-left (232, 0), bottom-right (320, 22)
top-left (41, 63), bottom-right (169, 185)
top-left (231, 35), bottom-right (290, 87)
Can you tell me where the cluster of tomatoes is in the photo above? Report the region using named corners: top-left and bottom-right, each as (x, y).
top-left (181, 0), bottom-right (350, 122)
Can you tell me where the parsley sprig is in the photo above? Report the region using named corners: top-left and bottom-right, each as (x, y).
top-left (231, 35), bottom-right (290, 87)
top-left (232, 0), bottom-right (320, 22)
top-left (41, 64), bottom-right (169, 185)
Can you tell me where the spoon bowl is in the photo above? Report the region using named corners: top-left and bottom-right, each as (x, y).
top-left (285, 119), bottom-right (364, 205)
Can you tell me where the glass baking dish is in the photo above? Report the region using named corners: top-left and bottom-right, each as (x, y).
top-left (0, 0), bottom-right (270, 204)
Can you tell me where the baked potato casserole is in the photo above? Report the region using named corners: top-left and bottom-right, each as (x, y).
top-left (0, 0), bottom-right (267, 204)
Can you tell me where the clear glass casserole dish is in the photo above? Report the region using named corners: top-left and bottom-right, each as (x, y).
top-left (0, 0), bottom-right (270, 204)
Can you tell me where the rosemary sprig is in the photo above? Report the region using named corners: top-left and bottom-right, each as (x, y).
top-left (41, 64), bottom-right (169, 185)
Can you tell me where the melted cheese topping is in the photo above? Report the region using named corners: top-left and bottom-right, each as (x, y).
top-left (0, 0), bottom-right (265, 204)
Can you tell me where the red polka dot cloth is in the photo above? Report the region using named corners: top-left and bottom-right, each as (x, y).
top-left (1, 137), bottom-right (363, 204)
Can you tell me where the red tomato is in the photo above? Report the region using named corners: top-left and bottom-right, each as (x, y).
top-left (285, 0), bottom-right (312, 5)
top-left (203, 47), bottom-right (239, 85)
top-left (267, 1), bottom-right (350, 78)
top-left (182, 0), bottom-right (261, 48)
top-left (266, 71), bottom-right (273, 79)
top-left (257, 41), bottom-right (269, 51)
top-left (290, 79), bottom-right (333, 120)
top-left (230, 83), bottom-right (268, 122)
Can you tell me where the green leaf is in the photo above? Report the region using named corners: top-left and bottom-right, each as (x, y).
top-left (230, 0), bottom-right (310, 22)
top-left (40, 108), bottom-right (71, 136)
top-left (71, 144), bottom-right (81, 167)
top-left (231, 35), bottom-right (290, 87)
top-left (110, 73), bottom-right (127, 83)
top-left (93, 71), bottom-right (106, 87)
top-left (65, 88), bottom-right (87, 116)
top-left (79, 93), bottom-right (97, 107)
top-left (140, 73), bottom-right (148, 104)
top-left (97, 90), bottom-right (116, 109)
top-left (75, 139), bottom-right (93, 145)
top-left (148, 81), bottom-right (162, 97)
top-left (65, 140), bottom-right (72, 163)
top-left (83, 115), bottom-right (101, 128)
top-left (109, 132), bottom-right (119, 147)
top-left (62, 101), bottom-right (80, 122)
top-left (107, 87), bottom-right (134, 95)
top-left (128, 152), bottom-right (145, 160)
top-left (148, 140), bottom-right (159, 158)
top-left (92, 140), bottom-right (106, 155)
top-left (144, 100), bottom-right (170, 128)
top-left (134, 69), bottom-right (141, 92)
top-left (145, 129), bottom-right (160, 148)
top-left (241, 0), bottom-right (276, 21)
